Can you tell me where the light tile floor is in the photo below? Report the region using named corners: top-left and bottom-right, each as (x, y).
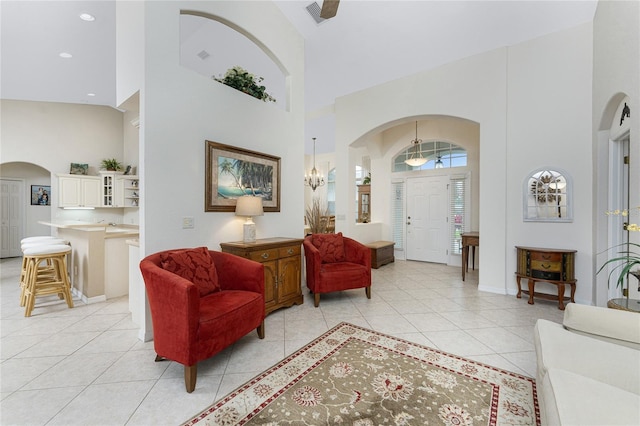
top-left (0, 256), bottom-right (564, 425)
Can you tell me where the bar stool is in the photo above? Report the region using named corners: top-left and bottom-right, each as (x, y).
top-left (21, 236), bottom-right (56, 244)
top-left (22, 244), bottom-right (74, 317)
top-left (19, 238), bottom-right (69, 307)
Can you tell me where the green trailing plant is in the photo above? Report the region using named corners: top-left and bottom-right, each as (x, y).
top-left (363, 173), bottom-right (371, 185)
top-left (101, 158), bottom-right (122, 171)
top-left (598, 207), bottom-right (640, 295)
top-left (213, 66), bottom-right (276, 103)
top-left (305, 198), bottom-right (330, 234)
top-left (597, 242), bottom-right (640, 293)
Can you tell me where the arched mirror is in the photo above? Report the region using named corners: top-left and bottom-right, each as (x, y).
top-left (523, 168), bottom-right (573, 222)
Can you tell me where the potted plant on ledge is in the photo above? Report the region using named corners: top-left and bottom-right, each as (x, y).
top-left (598, 208), bottom-right (640, 312)
top-left (213, 66), bottom-right (276, 103)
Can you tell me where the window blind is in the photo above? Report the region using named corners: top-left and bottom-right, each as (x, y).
top-left (449, 177), bottom-right (468, 255)
top-left (391, 181), bottom-right (405, 251)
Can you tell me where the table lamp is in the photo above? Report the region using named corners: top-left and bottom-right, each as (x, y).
top-left (235, 196), bottom-right (264, 243)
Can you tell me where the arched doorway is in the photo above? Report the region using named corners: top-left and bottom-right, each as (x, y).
top-left (0, 162), bottom-right (52, 257)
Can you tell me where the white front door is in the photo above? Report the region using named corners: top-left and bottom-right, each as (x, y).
top-left (406, 176), bottom-right (448, 263)
top-left (1, 179), bottom-right (24, 258)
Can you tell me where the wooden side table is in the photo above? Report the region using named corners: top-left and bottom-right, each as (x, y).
top-left (515, 246), bottom-right (577, 310)
top-left (220, 237), bottom-right (303, 315)
top-left (461, 232), bottom-right (479, 281)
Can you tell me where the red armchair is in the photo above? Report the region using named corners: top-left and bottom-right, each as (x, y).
top-left (140, 247), bottom-right (265, 393)
top-left (303, 233), bottom-right (372, 307)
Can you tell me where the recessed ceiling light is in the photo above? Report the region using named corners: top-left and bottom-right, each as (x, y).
top-left (87, 93), bottom-right (96, 97)
top-left (59, 52), bottom-right (73, 59)
top-left (79, 13), bottom-right (95, 22)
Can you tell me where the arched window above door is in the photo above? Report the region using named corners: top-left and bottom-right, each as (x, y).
top-left (393, 141), bottom-right (467, 172)
top-left (523, 168), bottom-right (573, 222)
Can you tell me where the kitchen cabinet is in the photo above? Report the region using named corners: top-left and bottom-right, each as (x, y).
top-left (99, 171), bottom-right (125, 207)
top-left (220, 237), bottom-right (303, 315)
top-left (58, 174), bottom-right (101, 208)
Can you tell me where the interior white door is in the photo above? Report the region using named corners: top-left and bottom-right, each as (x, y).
top-left (1, 179), bottom-right (24, 258)
top-left (406, 176), bottom-right (448, 263)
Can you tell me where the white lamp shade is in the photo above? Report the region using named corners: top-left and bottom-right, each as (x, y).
top-left (235, 196), bottom-right (264, 217)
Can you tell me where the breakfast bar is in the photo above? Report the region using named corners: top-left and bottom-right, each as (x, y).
top-left (38, 221), bottom-right (139, 303)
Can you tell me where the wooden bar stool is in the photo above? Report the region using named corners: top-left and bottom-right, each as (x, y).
top-left (22, 244), bottom-right (74, 317)
top-left (19, 238), bottom-right (68, 306)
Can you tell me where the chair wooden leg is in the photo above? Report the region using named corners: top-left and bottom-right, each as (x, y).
top-left (365, 286), bottom-right (371, 299)
top-left (314, 293), bottom-right (320, 307)
top-left (257, 321), bottom-right (265, 339)
top-left (185, 364), bottom-right (197, 393)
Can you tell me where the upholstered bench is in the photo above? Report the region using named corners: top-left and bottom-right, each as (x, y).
top-left (365, 241), bottom-right (395, 269)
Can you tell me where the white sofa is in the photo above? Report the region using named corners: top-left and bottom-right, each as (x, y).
top-left (534, 303), bottom-right (640, 425)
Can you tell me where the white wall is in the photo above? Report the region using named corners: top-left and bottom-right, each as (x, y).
top-left (506, 24), bottom-right (593, 304)
top-left (593, 0), bottom-right (640, 306)
top-left (335, 47), bottom-right (509, 295)
top-left (140, 1), bottom-right (305, 256)
top-left (335, 23), bottom-right (595, 300)
top-left (0, 100), bottom-right (126, 227)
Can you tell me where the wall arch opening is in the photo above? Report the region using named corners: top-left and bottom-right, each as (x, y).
top-left (179, 11), bottom-right (289, 110)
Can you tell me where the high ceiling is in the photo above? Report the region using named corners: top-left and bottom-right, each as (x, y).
top-left (1, 1), bottom-right (598, 152)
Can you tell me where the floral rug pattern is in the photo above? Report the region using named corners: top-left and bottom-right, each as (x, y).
top-left (183, 323), bottom-right (539, 425)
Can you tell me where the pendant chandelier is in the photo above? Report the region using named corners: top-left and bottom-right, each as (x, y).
top-left (304, 137), bottom-right (325, 191)
top-left (404, 121), bottom-right (427, 167)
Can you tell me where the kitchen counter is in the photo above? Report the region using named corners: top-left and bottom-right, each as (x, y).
top-left (39, 221), bottom-right (139, 302)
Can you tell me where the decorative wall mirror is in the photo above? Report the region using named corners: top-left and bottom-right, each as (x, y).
top-left (523, 168), bottom-right (573, 222)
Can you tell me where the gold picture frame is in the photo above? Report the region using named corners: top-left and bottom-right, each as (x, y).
top-left (205, 140), bottom-right (281, 212)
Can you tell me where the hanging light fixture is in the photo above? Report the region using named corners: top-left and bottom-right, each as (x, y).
top-left (435, 144), bottom-right (444, 168)
top-left (304, 137), bottom-right (325, 191)
top-left (404, 121), bottom-right (427, 167)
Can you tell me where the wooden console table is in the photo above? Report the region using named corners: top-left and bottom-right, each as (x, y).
top-left (515, 246), bottom-right (577, 310)
top-left (461, 232), bottom-right (479, 281)
top-left (220, 237), bottom-right (303, 315)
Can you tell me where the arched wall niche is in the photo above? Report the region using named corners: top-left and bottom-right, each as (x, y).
top-left (179, 10), bottom-right (289, 111)
top-left (598, 92), bottom-right (629, 132)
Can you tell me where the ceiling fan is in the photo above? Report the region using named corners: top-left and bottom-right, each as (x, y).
top-left (320, 0), bottom-right (340, 19)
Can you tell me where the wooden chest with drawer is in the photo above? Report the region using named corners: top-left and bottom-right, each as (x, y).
top-left (515, 246), bottom-right (577, 310)
top-left (220, 237), bottom-right (303, 315)
top-left (365, 241), bottom-right (395, 269)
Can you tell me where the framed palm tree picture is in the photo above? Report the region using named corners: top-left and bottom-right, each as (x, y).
top-left (205, 140), bottom-right (281, 212)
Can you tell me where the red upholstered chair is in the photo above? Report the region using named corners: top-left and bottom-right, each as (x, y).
top-left (303, 233), bottom-right (371, 307)
top-left (139, 247), bottom-right (265, 393)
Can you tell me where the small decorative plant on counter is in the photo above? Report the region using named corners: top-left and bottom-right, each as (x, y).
top-left (100, 158), bottom-right (122, 171)
top-left (213, 66), bottom-right (276, 103)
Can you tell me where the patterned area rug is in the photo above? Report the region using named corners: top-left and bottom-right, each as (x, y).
top-left (183, 323), bottom-right (539, 425)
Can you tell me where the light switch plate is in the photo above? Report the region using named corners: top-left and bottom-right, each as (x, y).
top-left (182, 216), bottom-right (194, 229)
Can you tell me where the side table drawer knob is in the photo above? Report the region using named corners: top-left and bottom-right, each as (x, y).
top-left (261, 253), bottom-right (269, 259)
